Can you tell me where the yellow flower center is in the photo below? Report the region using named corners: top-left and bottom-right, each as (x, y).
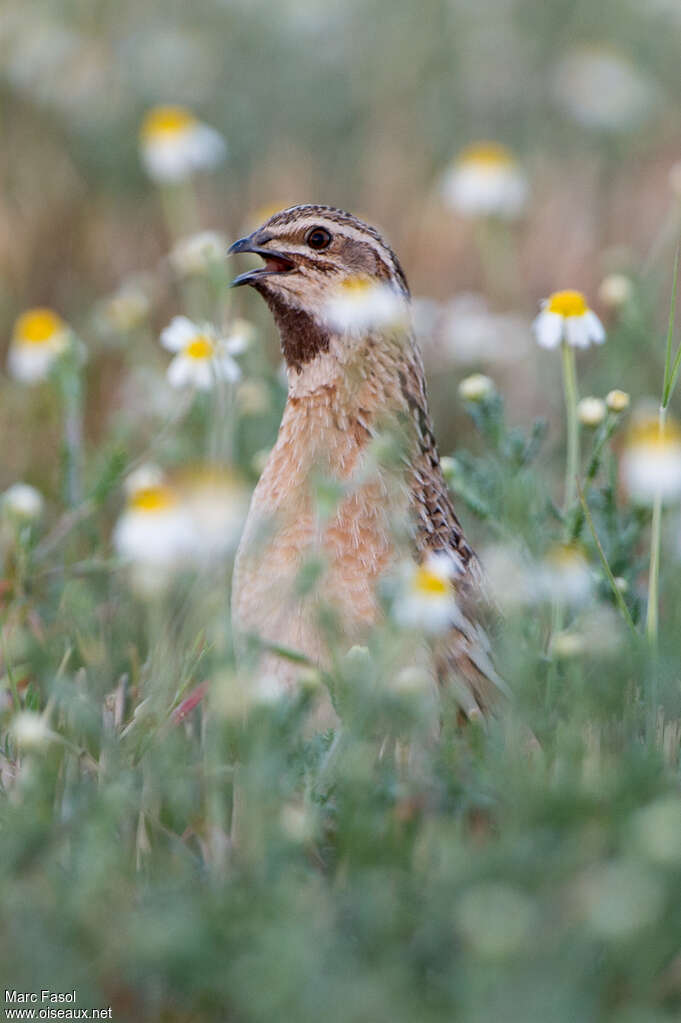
top-left (339, 276), bottom-right (373, 297)
top-left (545, 542), bottom-right (588, 570)
top-left (413, 565), bottom-right (451, 598)
top-left (140, 105), bottom-right (196, 141)
top-left (547, 290), bottom-right (589, 318)
top-left (627, 416), bottom-right (681, 450)
top-left (13, 308), bottom-right (64, 346)
top-left (458, 142), bottom-right (515, 168)
top-left (129, 485), bottom-right (176, 513)
top-left (184, 336), bottom-right (214, 360)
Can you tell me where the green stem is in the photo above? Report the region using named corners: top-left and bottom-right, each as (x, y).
top-left (58, 349), bottom-right (83, 508)
top-left (569, 417), bottom-right (618, 542)
top-left (561, 341), bottom-right (580, 525)
top-left (646, 405), bottom-right (667, 647)
top-left (577, 481), bottom-right (636, 637)
top-left (159, 181), bottom-right (201, 242)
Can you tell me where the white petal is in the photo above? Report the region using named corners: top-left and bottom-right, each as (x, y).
top-left (442, 164), bottom-right (528, 219)
top-left (585, 309), bottom-right (606, 344)
top-left (533, 311), bottom-right (563, 349)
top-left (167, 354), bottom-right (194, 388)
top-left (7, 344), bottom-right (57, 383)
top-left (193, 361), bottom-right (215, 391)
top-left (224, 334), bottom-right (249, 356)
top-left (161, 316), bottom-right (198, 352)
top-left (141, 138), bottom-right (194, 184)
top-left (565, 315), bottom-right (590, 348)
top-left (187, 124), bottom-right (227, 171)
top-left (216, 355), bottom-right (242, 383)
top-left (621, 446), bottom-right (681, 504)
top-left (114, 507), bottom-right (195, 566)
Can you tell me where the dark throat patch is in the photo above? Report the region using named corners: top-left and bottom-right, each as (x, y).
top-left (259, 289), bottom-right (331, 373)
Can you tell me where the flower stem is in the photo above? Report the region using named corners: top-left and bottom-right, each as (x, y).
top-left (58, 349), bottom-right (83, 508)
top-left (577, 480), bottom-right (636, 637)
top-left (646, 404), bottom-right (667, 647)
top-left (561, 340), bottom-right (580, 524)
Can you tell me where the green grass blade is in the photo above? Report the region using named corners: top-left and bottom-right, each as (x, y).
top-left (662, 239), bottom-right (680, 408)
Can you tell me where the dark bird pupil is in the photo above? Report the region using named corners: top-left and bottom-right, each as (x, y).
top-left (307, 228), bottom-right (331, 249)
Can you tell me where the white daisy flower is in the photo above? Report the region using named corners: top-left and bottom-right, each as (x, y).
top-left (441, 142), bottom-right (529, 220)
top-left (577, 396), bottom-right (606, 427)
top-left (419, 293), bottom-right (530, 368)
top-left (620, 413), bottom-right (681, 505)
top-left (114, 470), bottom-right (195, 593)
top-left (536, 543), bottom-right (592, 605)
top-left (553, 46), bottom-right (656, 132)
top-left (533, 290), bottom-right (605, 350)
top-left (169, 230), bottom-right (229, 277)
top-left (7, 308), bottom-right (70, 384)
top-left (173, 464), bottom-right (249, 562)
top-left (479, 543), bottom-right (536, 612)
top-left (2, 483), bottom-right (44, 522)
top-left (160, 316), bottom-right (242, 390)
top-left (392, 552), bottom-right (463, 634)
top-left (139, 105), bottom-right (226, 184)
top-left (323, 276), bottom-right (407, 334)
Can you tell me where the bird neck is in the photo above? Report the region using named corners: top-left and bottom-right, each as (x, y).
top-left (261, 290), bottom-right (331, 374)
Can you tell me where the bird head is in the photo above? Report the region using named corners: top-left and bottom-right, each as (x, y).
top-left (229, 205), bottom-right (410, 374)
top-left (229, 206), bottom-right (410, 366)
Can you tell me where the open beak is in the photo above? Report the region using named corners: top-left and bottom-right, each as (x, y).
top-left (229, 236), bottom-right (296, 287)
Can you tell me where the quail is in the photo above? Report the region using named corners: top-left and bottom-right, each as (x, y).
top-left (229, 205), bottom-right (505, 720)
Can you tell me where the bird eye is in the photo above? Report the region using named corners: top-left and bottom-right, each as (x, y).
top-left (306, 226), bottom-right (332, 250)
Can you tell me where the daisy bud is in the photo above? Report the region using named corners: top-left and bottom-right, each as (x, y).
top-left (577, 397), bottom-right (606, 427)
top-left (598, 274), bottom-right (633, 309)
top-left (11, 712), bottom-right (52, 751)
top-left (2, 483), bottom-right (44, 522)
top-left (170, 231), bottom-right (229, 277)
top-left (550, 632), bottom-right (585, 659)
top-left (98, 280), bottom-right (152, 334)
top-left (439, 456), bottom-right (461, 485)
top-left (280, 802), bottom-right (315, 843)
top-left (606, 389), bottom-right (630, 413)
top-left (458, 373), bottom-right (495, 403)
